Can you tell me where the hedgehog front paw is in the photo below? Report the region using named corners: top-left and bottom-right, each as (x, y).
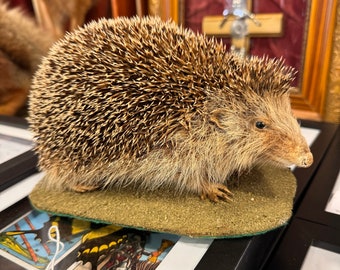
top-left (200, 183), bottom-right (233, 203)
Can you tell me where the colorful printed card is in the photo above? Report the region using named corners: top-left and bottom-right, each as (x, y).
top-left (0, 210), bottom-right (180, 269)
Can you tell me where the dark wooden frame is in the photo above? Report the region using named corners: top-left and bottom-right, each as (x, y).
top-left (0, 116), bottom-right (38, 192)
top-left (264, 218), bottom-right (340, 270)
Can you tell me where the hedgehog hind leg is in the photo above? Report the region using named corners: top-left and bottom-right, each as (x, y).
top-left (200, 183), bottom-right (233, 203)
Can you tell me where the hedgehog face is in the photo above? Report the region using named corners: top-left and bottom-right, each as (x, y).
top-left (208, 90), bottom-right (312, 169)
top-left (245, 92), bottom-right (313, 168)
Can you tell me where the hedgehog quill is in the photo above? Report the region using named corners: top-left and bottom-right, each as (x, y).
top-left (28, 17), bottom-right (313, 202)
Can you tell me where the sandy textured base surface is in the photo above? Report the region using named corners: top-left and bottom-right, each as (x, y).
top-left (29, 165), bottom-right (296, 238)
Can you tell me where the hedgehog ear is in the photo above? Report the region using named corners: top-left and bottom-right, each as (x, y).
top-left (209, 109), bottom-right (227, 130)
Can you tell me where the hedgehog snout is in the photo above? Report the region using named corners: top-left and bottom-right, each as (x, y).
top-left (296, 150), bottom-right (313, 168)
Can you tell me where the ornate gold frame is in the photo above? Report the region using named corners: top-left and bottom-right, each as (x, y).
top-left (291, 0), bottom-right (337, 121)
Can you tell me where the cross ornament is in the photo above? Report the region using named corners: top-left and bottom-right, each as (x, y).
top-left (202, 0), bottom-right (283, 57)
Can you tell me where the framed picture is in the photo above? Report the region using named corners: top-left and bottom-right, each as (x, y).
top-left (0, 116), bottom-right (38, 192)
top-left (190, 0), bottom-right (338, 121)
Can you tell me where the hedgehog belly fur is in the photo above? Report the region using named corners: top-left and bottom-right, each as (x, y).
top-left (42, 127), bottom-right (238, 195)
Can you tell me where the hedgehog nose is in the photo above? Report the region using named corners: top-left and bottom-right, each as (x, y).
top-left (299, 151), bottom-right (313, 168)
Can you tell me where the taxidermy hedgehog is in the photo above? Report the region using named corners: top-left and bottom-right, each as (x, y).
top-left (28, 16), bottom-right (313, 202)
top-left (0, 2), bottom-right (54, 115)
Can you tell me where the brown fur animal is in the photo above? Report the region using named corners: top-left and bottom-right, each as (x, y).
top-left (0, 2), bottom-right (54, 115)
top-left (28, 17), bottom-right (313, 202)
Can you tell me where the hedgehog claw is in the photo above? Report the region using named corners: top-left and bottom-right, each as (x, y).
top-left (71, 185), bottom-right (99, 193)
top-left (200, 183), bottom-right (233, 203)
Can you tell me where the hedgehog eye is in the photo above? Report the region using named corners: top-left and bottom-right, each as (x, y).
top-left (255, 121), bottom-right (266, 129)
